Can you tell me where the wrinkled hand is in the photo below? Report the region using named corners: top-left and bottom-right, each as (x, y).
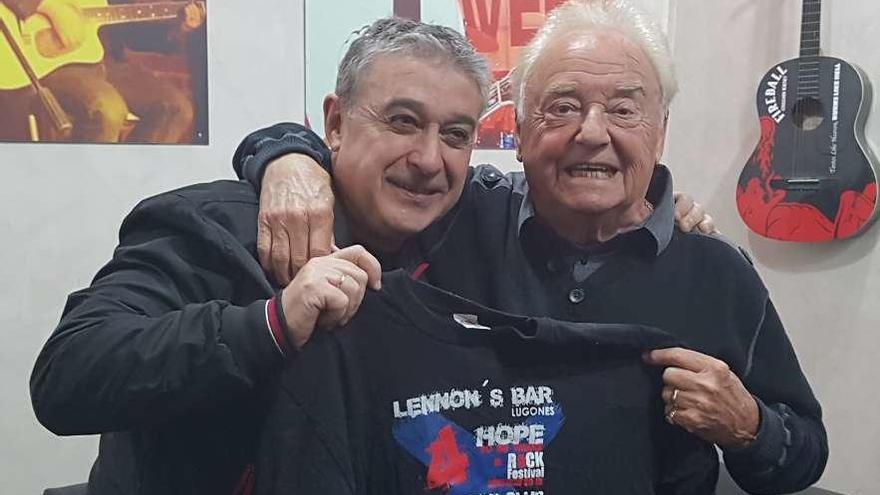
top-left (280, 245), bottom-right (381, 349)
top-left (180, 2), bottom-right (206, 31)
top-left (258, 153), bottom-right (335, 286)
top-left (644, 347), bottom-right (759, 449)
top-left (673, 192), bottom-right (717, 234)
top-left (37, 0), bottom-right (85, 50)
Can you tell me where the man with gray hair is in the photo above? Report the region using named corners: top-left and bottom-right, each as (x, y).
top-left (236, 1), bottom-right (826, 493)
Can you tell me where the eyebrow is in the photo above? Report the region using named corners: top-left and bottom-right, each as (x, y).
top-left (544, 83), bottom-right (579, 98)
top-left (384, 98), bottom-right (477, 128)
top-left (614, 84), bottom-right (645, 98)
top-left (542, 82), bottom-right (646, 101)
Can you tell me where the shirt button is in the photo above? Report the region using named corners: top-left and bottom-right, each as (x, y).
top-left (482, 170), bottom-right (501, 184)
top-left (568, 288), bottom-right (585, 304)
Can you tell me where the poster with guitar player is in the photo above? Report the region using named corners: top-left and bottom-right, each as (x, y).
top-left (0, 0), bottom-right (208, 144)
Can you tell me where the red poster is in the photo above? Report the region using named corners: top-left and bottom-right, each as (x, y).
top-left (390, 0), bottom-right (561, 150)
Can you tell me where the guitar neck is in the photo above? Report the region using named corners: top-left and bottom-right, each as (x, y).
top-left (799, 0), bottom-right (822, 57)
top-left (83, 2), bottom-right (196, 26)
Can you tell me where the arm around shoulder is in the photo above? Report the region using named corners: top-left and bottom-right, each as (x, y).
top-left (232, 122), bottom-right (332, 190)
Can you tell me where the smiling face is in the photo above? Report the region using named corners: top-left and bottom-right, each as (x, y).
top-left (517, 28), bottom-right (668, 234)
top-left (325, 54), bottom-right (484, 251)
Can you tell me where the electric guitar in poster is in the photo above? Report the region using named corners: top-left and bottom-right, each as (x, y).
top-left (477, 72), bottom-right (516, 149)
top-left (482, 72), bottom-right (513, 120)
top-left (0, 0), bottom-right (205, 90)
top-left (736, 0), bottom-right (879, 242)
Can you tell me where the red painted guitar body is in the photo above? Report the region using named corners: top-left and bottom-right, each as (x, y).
top-left (737, 56), bottom-right (878, 241)
top-left (737, 0), bottom-right (879, 242)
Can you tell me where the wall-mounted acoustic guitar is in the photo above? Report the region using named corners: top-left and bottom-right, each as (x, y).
top-left (0, 1), bottom-right (205, 90)
top-left (736, 0), bottom-right (878, 242)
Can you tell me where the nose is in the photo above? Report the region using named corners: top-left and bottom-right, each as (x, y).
top-left (408, 127), bottom-right (444, 176)
top-left (574, 105), bottom-right (611, 149)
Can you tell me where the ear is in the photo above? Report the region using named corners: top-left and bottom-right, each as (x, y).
top-left (323, 93), bottom-right (343, 152)
top-left (514, 113), bottom-right (523, 162)
top-left (653, 112), bottom-right (669, 164)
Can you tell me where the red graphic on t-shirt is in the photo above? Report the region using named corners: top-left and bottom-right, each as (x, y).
top-left (426, 425), bottom-right (470, 489)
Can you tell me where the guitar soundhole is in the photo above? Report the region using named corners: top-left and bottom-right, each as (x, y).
top-left (792, 97), bottom-right (825, 131)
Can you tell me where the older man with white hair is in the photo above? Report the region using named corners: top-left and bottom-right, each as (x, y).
top-left (239, 1), bottom-right (827, 493)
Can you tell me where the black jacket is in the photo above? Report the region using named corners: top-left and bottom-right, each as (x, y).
top-left (31, 181), bottom-right (283, 494)
top-left (30, 173), bottom-right (473, 494)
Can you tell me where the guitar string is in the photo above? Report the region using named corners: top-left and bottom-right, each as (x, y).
top-left (793, 0), bottom-right (821, 185)
top-left (793, 0), bottom-right (808, 182)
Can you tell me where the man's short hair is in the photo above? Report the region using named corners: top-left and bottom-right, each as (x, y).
top-left (336, 17), bottom-right (492, 110)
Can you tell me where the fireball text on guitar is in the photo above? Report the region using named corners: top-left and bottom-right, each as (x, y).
top-left (736, 0), bottom-right (879, 242)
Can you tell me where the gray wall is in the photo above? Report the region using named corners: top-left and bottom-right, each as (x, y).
top-left (665, 1), bottom-right (880, 494)
top-left (0, 1), bottom-right (305, 492)
top-left (2, 0), bottom-right (877, 494)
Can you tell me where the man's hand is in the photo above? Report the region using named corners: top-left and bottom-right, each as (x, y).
top-left (644, 347), bottom-right (760, 449)
top-left (673, 192), bottom-right (717, 234)
top-left (180, 2), bottom-right (206, 32)
top-left (37, 0), bottom-right (85, 50)
top-left (258, 154), bottom-right (334, 286)
top-left (280, 245), bottom-right (381, 349)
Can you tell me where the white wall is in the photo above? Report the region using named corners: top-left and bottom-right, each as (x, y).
top-left (665, 1), bottom-right (880, 493)
top-left (0, 1), bottom-right (305, 492)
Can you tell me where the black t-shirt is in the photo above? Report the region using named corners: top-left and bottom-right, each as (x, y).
top-left (256, 270), bottom-right (718, 495)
